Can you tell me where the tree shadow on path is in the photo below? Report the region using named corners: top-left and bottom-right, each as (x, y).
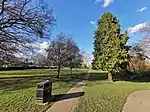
top-left (51, 92), bottom-right (85, 102)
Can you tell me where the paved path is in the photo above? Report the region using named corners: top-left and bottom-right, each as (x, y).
top-left (46, 72), bottom-right (90, 112)
top-left (122, 90), bottom-right (150, 112)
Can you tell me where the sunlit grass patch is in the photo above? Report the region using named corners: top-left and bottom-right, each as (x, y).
top-left (74, 71), bottom-right (150, 112)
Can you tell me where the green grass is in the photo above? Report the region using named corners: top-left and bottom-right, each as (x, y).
top-left (0, 68), bottom-right (87, 112)
top-left (74, 71), bottom-right (150, 112)
top-left (0, 68), bottom-right (86, 78)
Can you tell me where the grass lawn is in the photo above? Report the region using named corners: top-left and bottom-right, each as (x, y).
top-left (0, 68), bottom-right (87, 112)
top-left (74, 71), bottom-right (150, 112)
top-left (0, 68), bottom-right (86, 78)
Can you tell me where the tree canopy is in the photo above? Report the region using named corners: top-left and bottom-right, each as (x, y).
top-left (92, 12), bottom-right (129, 81)
top-left (47, 33), bottom-right (82, 78)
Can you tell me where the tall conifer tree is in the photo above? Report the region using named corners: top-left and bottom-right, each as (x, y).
top-left (92, 12), bottom-right (129, 81)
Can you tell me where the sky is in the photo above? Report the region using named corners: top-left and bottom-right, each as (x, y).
top-left (38, 0), bottom-right (150, 55)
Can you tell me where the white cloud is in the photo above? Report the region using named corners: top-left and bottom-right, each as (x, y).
top-left (103, 0), bottom-right (114, 7)
top-left (32, 41), bottom-right (50, 53)
top-left (38, 42), bottom-right (49, 49)
top-left (89, 21), bottom-right (96, 25)
top-left (127, 22), bottom-right (148, 33)
top-left (95, 0), bottom-right (114, 7)
top-left (137, 7), bottom-right (148, 12)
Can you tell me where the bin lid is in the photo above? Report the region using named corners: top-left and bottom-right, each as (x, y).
top-left (37, 80), bottom-right (52, 85)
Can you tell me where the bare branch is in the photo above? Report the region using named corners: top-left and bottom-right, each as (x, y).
top-left (0, 0), bottom-right (55, 65)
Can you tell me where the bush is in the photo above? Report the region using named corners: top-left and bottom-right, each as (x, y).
top-left (126, 56), bottom-right (150, 81)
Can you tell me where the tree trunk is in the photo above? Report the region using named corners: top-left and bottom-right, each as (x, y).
top-left (108, 71), bottom-right (113, 82)
top-left (57, 65), bottom-right (60, 78)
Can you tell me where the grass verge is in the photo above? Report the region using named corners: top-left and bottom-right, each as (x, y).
top-left (74, 71), bottom-right (150, 112)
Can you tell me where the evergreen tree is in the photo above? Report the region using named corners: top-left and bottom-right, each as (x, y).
top-left (92, 12), bottom-right (129, 81)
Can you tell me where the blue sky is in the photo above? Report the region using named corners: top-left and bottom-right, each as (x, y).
top-left (43, 0), bottom-right (150, 54)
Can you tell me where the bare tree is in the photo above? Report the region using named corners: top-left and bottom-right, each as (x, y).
top-left (141, 24), bottom-right (150, 35)
top-left (138, 37), bottom-right (150, 61)
top-left (65, 38), bottom-right (82, 75)
top-left (30, 53), bottom-right (47, 67)
top-left (0, 0), bottom-right (55, 65)
top-left (47, 33), bottom-right (81, 78)
top-left (140, 24), bottom-right (150, 61)
top-left (129, 44), bottom-right (145, 74)
top-left (81, 51), bottom-right (92, 68)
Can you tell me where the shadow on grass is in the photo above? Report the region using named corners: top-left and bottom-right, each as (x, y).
top-left (0, 73), bottom-right (85, 92)
top-left (88, 70), bottom-right (150, 83)
top-left (51, 92), bottom-right (85, 102)
top-left (113, 71), bottom-right (150, 83)
top-left (83, 72), bottom-right (110, 87)
top-left (88, 72), bottom-right (108, 81)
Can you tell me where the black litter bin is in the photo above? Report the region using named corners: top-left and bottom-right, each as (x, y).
top-left (36, 80), bottom-right (52, 103)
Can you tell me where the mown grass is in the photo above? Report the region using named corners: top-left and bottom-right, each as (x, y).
top-left (0, 68), bottom-right (85, 78)
top-left (0, 68), bottom-right (87, 112)
top-left (74, 71), bottom-right (150, 112)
